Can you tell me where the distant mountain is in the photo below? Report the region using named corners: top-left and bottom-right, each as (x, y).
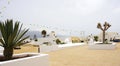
top-left (0, 30), bottom-right (42, 39)
top-left (25, 30), bottom-right (41, 38)
top-left (0, 30), bottom-right (70, 39)
top-left (25, 30), bottom-right (70, 39)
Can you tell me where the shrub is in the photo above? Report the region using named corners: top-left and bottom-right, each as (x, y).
top-left (56, 39), bottom-right (61, 44)
top-left (94, 36), bottom-right (99, 41)
top-left (80, 40), bottom-right (84, 43)
top-left (60, 42), bottom-right (65, 44)
top-left (0, 19), bottom-right (29, 60)
top-left (34, 39), bottom-right (38, 41)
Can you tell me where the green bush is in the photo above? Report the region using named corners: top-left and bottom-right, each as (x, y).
top-left (56, 39), bottom-right (61, 44)
top-left (80, 40), bottom-right (84, 43)
top-left (0, 19), bottom-right (29, 60)
top-left (34, 39), bottom-right (38, 41)
top-left (60, 42), bottom-right (65, 44)
top-left (94, 36), bottom-right (99, 41)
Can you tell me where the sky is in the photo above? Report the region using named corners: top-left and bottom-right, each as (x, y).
top-left (0, 0), bottom-right (120, 36)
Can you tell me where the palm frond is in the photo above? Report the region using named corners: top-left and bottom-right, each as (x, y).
top-left (14, 36), bottom-right (29, 47)
top-left (14, 28), bottom-right (29, 43)
top-left (8, 22), bottom-right (19, 45)
top-left (0, 19), bottom-right (29, 48)
top-left (0, 38), bottom-right (5, 47)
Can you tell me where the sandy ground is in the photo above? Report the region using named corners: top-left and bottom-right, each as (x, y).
top-left (14, 43), bottom-right (120, 66)
top-left (47, 43), bottom-right (120, 66)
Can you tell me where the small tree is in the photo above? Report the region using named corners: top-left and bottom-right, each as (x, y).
top-left (97, 22), bottom-right (111, 43)
top-left (41, 30), bottom-right (47, 37)
top-left (0, 19), bottom-right (29, 60)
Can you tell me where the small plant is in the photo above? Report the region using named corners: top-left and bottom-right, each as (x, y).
top-left (34, 39), bottom-right (38, 41)
top-left (43, 42), bottom-right (52, 46)
top-left (0, 19), bottom-right (29, 60)
top-left (97, 22), bottom-right (111, 43)
top-left (94, 36), bottom-right (99, 42)
top-left (60, 42), bottom-right (65, 44)
top-left (105, 39), bottom-right (108, 44)
top-left (56, 39), bottom-right (61, 44)
top-left (80, 40), bottom-right (84, 43)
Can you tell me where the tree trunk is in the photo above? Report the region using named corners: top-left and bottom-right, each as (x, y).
top-left (103, 31), bottom-right (105, 43)
top-left (3, 47), bottom-right (13, 60)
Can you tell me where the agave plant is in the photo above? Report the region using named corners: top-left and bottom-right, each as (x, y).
top-left (97, 22), bottom-right (111, 43)
top-left (0, 19), bottom-right (29, 60)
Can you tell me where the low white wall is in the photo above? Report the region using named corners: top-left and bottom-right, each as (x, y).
top-left (0, 53), bottom-right (49, 66)
top-left (88, 43), bottom-right (116, 50)
top-left (40, 45), bottom-right (59, 52)
top-left (58, 43), bottom-right (85, 48)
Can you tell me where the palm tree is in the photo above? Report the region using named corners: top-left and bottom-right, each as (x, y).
top-left (97, 22), bottom-right (111, 43)
top-left (41, 30), bottom-right (47, 37)
top-left (0, 19), bottom-right (29, 60)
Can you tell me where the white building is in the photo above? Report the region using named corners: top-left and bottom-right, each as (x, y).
top-left (98, 32), bottom-right (120, 42)
top-left (39, 31), bottom-right (57, 45)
